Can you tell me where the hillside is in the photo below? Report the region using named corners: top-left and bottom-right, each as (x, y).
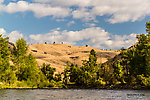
top-left (28, 43), bottom-right (120, 73)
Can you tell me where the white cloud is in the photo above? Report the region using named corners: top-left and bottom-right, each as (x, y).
top-left (0, 1), bottom-right (71, 18)
top-left (1, 0), bottom-right (150, 23)
top-left (33, 0), bottom-right (150, 23)
top-left (56, 19), bottom-right (65, 22)
top-left (84, 23), bottom-right (96, 27)
top-left (106, 33), bottom-right (137, 48)
top-left (33, 0), bottom-right (92, 7)
top-left (0, 27), bottom-right (137, 49)
top-left (0, 28), bottom-right (24, 43)
top-left (0, 28), bottom-right (6, 35)
top-left (29, 27), bottom-right (137, 49)
top-left (7, 31), bottom-right (24, 43)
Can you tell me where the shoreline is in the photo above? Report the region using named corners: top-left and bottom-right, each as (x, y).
top-left (0, 86), bottom-right (150, 90)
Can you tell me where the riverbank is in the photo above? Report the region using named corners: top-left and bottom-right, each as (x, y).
top-left (0, 83), bottom-right (149, 90)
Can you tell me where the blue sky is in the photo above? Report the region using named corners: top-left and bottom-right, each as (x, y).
top-left (0, 0), bottom-right (150, 49)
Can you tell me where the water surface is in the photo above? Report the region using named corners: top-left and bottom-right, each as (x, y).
top-left (0, 89), bottom-right (150, 100)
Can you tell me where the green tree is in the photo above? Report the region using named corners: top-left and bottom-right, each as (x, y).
top-left (13, 38), bottom-right (40, 87)
top-left (113, 60), bottom-right (125, 84)
top-left (54, 73), bottom-right (62, 82)
top-left (0, 35), bottom-right (17, 84)
top-left (121, 21), bottom-right (150, 86)
top-left (89, 49), bottom-right (97, 64)
top-left (69, 64), bottom-right (83, 85)
top-left (17, 53), bottom-right (40, 86)
top-left (38, 71), bottom-right (49, 88)
top-left (0, 35), bottom-right (10, 71)
top-left (68, 49), bottom-right (103, 87)
top-left (13, 38), bottom-right (28, 57)
top-left (41, 63), bottom-right (56, 82)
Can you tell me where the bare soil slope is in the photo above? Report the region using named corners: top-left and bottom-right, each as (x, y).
top-left (28, 43), bottom-right (120, 73)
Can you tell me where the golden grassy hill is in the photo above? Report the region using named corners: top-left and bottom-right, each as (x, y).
top-left (28, 43), bottom-right (120, 73)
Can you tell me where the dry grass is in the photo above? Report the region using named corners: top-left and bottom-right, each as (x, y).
top-left (28, 43), bottom-right (120, 73)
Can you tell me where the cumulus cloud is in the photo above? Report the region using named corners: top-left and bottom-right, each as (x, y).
top-left (31, 0), bottom-right (150, 23)
top-left (0, 27), bottom-right (137, 49)
top-left (0, 1), bottom-right (71, 18)
top-left (33, 0), bottom-right (92, 7)
top-left (84, 23), bottom-right (96, 27)
top-left (7, 31), bottom-right (24, 43)
top-left (0, 0), bottom-right (150, 23)
top-left (106, 33), bottom-right (137, 48)
top-left (0, 28), bottom-right (6, 35)
top-left (29, 27), bottom-right (137, 49)
top-left (0, 28), bottom-right (24, 43)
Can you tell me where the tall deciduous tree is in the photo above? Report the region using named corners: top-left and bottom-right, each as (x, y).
top-left (13, 38), bottom-right (40, 87)
top-left (0, 35), bottom-right (17, 84)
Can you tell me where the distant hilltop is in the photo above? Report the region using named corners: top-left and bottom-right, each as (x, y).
top-left (8, 43), bottom-right (120, 73)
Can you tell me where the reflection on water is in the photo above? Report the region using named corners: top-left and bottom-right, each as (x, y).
top-left (0, 89), bottom-right (150, 100)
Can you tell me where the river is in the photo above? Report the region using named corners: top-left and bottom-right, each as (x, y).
top-left (0, 89), bottom-right (150, 100)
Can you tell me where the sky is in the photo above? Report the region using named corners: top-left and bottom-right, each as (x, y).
top-left (0, 0), bottom-right (150, 49)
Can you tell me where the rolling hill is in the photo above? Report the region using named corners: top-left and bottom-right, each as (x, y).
top-left (27, 43), bottom-right (120, 73)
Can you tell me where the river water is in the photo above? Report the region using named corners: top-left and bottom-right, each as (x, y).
top-left (0, 89), bottom-right (150, 100)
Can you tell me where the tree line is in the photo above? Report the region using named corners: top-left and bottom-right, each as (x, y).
top-left (0, 37), bottom-right (65, 88)
top-left (0, 21), bottom-right (150, 88)
top-left (62, 21), bottom-right (150, 88)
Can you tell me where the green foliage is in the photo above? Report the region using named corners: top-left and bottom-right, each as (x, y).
top-left (1, 68), bottom-right (17, 84)
top-left (113, 60), bottom-right (125, 84)
top-left (63, 65), bottom-right (70, 84)
top-left (0, 84), bottom-right (17, 89)
top-left (119, 21), bottom-right (150, 86)
top-left (146, 21), bottom-right (150, 33)
top-left (69, 64), bottom-right (81, 83)
top-left (15, 53), bottom-right (40, 87)
top-left (2, 21), bottom-right (150, 88)
top-left (0, 35), bottom-right (17, 84)
top-left (41, 63), bottom-right (56, 82)
top-left (54, 73), bottom-right (62, 82)
top-left (137, 74), bottom-right (150, 87)
top-left (67, 49), bottom-right (104, 87)
top-left (0, 35), bottom-right (10, 72)
top-left (102, 63), bottom-right (112, 85)
top-left (49, 80), bottom-right (66, 88)
top-left (89, 49), bottom-right (97, 64)
top-left (0, 36), bottom-right (65, 88)
top-left (17, 54), bottom-right (39, 79)
top-left (16, 81), bottom-right (28, 87)
top-left (12, 38), bottom-right (40, 87)
top-left (13, 38), bottom-right (28, 57)
top-left (122, 26), bottom-right (150, 77)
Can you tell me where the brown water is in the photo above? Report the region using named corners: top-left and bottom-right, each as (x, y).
top-left (0, 89), bottom-right (150, 100)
